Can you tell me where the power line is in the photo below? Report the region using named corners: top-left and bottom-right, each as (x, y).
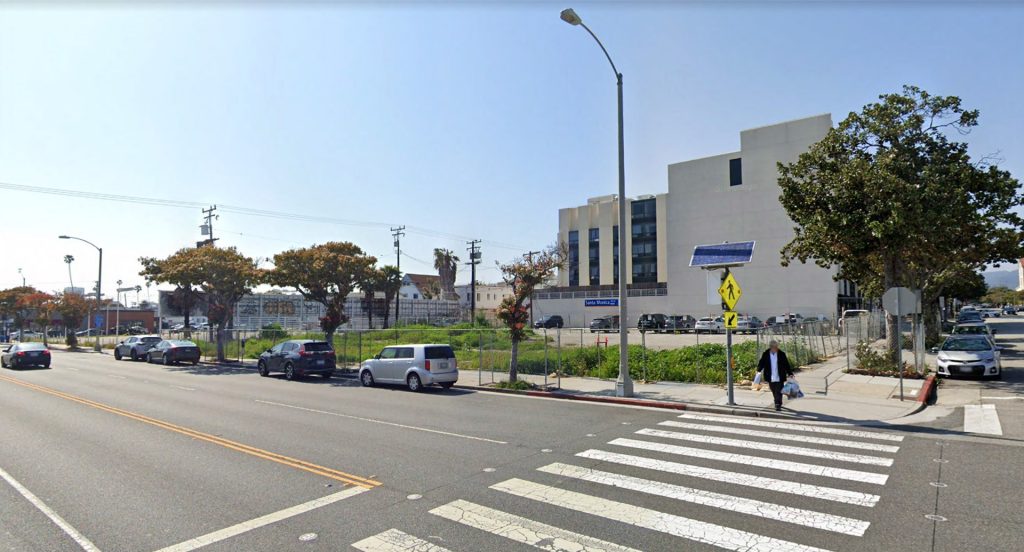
top-left (0, 181), bottom-right (530, 251)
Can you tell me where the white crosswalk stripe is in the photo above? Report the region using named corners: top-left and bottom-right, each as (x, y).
top-left (657, 420), bottom-right (901, 453)
top-left (636, 428), bottom-right (895, 467)
top-left (538, 463), bottom-right (870, 536)
top-left (352, 528), bottom-right (453, 552)
top-left (677, 413), bottom-right (904, 441)
top-left (351, 415), bottom-right (903, 552)
top-left (610, 437), bottom-right (889, 484)
top-left (492, 478), bottom-right (832, 552)
top-left (575, 449), bottom-right (881, 507)
top-left (430, 499), bottom-right (641, 552)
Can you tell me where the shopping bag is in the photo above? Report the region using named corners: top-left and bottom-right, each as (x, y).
top-left (788, 380), bottom-right (804, 399)
top-left (781, 382), bottom-right (795, 397)
top-left (752, 372), bottom-right (763, 385)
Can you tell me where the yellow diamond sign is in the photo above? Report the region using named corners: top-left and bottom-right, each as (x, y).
top-left (723, 310), bottom-right (739, 329)
top-left (718, 272), bottom-right (742, 311)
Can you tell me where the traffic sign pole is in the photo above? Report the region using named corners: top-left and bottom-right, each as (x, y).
top-left (726, 325), bottom-right (734, 405)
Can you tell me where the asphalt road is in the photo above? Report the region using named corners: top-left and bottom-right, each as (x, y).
top-left (1, 346), bottom-right (1021, 551)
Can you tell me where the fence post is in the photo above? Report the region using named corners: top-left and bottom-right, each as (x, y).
top-left (557, 328), bottom-right (562, 390)
top-left (543, 327), bottom-right (549, 387)
top-left (696, 327), bottom-right (701, 382)
top-left (358, 331), bottom-right (362, 371)
top-left (478, 330), bottom-right (483, 386)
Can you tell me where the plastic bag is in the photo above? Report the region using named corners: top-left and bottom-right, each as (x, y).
top-left (787, 380), bottom-right (804, 399)
top-left (781, 382), bottom-right (795, 397)
top-left (753, 372), bottom-right (763, 386)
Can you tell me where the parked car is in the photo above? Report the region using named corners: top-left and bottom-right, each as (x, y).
top-left (956, 311), bottom-right (984, 324)
top-left (75, 328), bottom-right (102, 337)
top-left (114, 335), bottom-right (163, 361)
top-left (951, 322), bottom-right (996, 340)
top-left (127, 325), bottom-right (148, 335)
top-left (637, 313), bottom-right (667, 332)
top-left (10, 330), bottom-right (41, 341)
top-left (359, 344), bottom-right (458, 391)
top-left (533, 315), bottom-right (564, 329)
top-left (735, 316), bottom-right (762, 334)
top-left (664, 315), bottom-right (697, 333)
top-left (1002, 306), bottom-right (1017, 315)
top-left (258, 339), bottom-right (336, 380)
top-left (932, 334), bottom-right (1001, 379)
top-left (981, 308), bottom-right (1001, 318)
top-left (146, 340), bottom-right (201, 365)
top-left (1, 342), bottom-right (51, 369)
top-left (695, 317), bottom-right (723, 334)
top-left (589, 315), bottom-right (619, 333)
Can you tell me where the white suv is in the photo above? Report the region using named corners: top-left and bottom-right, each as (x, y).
top-left (359, 344), bottom-right (459, 392)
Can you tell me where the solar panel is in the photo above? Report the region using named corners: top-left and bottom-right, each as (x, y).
top-left (689, 241), bottom-right (756, 268)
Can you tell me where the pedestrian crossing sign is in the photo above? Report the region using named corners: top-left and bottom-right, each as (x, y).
top-left (723, 310), bottom-right (738, 329)
top-left (718, 272), bottom-right (742, 311)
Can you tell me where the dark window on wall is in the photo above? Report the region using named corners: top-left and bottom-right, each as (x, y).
top-left (729, 158), bottom-right (742, 186)
top-left (568, 230), bottom-right (579, 287)
top-left (588, 228), bottom-right (600, 285)
top-left (630, 198), bottom-right (659, 284)
top-left (612, 225), bottom-right (619, 285)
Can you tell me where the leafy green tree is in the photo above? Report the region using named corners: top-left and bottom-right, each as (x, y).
top-left (360, 268), bottom-right (381, 329)
top-left (378, 265), bottom-right (403, 329)
top-left (0, 286), bottom-right (38, 338)
top-left (779, 86), bottom-right (1023, 355)
top-left (496, 244), bottom-right (566, 382)
top-left (18, 292), bottom-right (55, 345)
top-left (266, 242), bottom-right (377, 344)
top-left (943, 269), bottom-right (988, 303)
top-left (982, 286), bottom-right (1018, 306)
top-left (141, 247), bottom-right (262, 361)
top-left (56, 292), bottom-right (90, 347)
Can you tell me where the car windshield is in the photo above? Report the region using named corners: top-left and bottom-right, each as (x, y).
top-left (941, 338), bottom-right (992, 352)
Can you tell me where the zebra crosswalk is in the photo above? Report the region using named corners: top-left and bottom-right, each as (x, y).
top-left (350, 412), bottom-right (904, 552)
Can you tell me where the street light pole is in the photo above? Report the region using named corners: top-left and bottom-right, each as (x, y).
top-left (561, 7), bottom-right (632, 397)
top-left (59, 235), bottom-right (103, 352)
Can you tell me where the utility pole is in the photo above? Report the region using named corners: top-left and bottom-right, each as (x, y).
top-left (391, 226), bottom-right (405, 324)
top-left (525, 250), bottom-right (540, 326)
top-left (466, 240), bottom-right (482, 323)
top-left (199, 205), bottom-right (219, 248)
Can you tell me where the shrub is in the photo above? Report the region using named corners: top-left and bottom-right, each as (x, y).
top-left (260, 323), bottom-right (288, 341)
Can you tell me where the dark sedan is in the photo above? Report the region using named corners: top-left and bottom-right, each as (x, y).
top-left (258, 339), bottom-right (336, 380)
top-left (146, 340), bottom-right (201, 365)
top-left (1, 342), bottom-right (51, 369)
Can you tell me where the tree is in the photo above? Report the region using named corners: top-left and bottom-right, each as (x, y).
top-left (420, 280), bottom-right (441, 300)
top-left (140, 257), bottom-right (204, 338)
top-left (64, 255), bottom-right (75, 289)
top-left (266, 242), bottom-right (377, 345)
top-left (0, 286), bottom-right (38, 338)
top-left (778, 85), bottom-right (1024, 357)
top-left (982, 286), bottom-right (1018, 307)
top-left (141, 247), bottom-right (262, 361)
top-left (433, 248), bottom-right (460, 300)
top-left (56, 292), bottom-right (90, 347)
top-left (19, 292), bottom-right (56, 345)
top-left (943, 269), bottom-right (987, 303)
top-left (360, 268), bottom-right (381, 330)
top-left (496, 244), bottom-right (567, 382)
top-left (378, 266), bottom-right (403, 329)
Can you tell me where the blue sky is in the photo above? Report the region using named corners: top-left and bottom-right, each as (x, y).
top-left (1, 1), bottom-right (1021, 297)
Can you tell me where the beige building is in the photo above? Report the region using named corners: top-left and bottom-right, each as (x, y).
top-left (536, 114), bottom-right (862, 328)
top-left (455, 282), bottom-right (512, 319)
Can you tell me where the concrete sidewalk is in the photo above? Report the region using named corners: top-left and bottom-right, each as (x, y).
top-left (462, 352), bottom-right (929, 423)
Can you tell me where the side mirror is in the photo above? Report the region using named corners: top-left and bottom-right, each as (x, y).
top-left (265, 349), bottom-right (272, 354)
top-left (375, 353), bottom-right (382, 360)
top-left (929, 347), bottom-right (939, 354)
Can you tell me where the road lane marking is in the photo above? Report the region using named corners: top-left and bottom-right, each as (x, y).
top-left (66, 367), bottom-right (81, 371)
top-left (677, 413), bottom-right (904, 441)
top-left (491, 478), bottom-right (832, 552)
top-left (609, 438), bottom-right (888, 485)
top-left (171, 385), bottom-right (196, 392)
top-left (636, 428), bottom-right (894, 467)
top-left (352, 529), bottom-right (453, 552)
top-left (255, 399), bottom-right (507, 445)
top-left (0, 465), bottom-right (102, 552)
top-left (658, 420), bottom-right (900, 453)
top-left (539, 463), bottom-right (870, 536)
top-left (576, 449), bottom-right (880, 507)
top-left (963, 404), bottom-right (1003, 435)
top-left (980, 396), bottom-right (1022, 400)
top-left (107, 374), bottom-right (127, 379)
top-left (430, 499), bottom-right (640, 552)
top-left (155, 486), bottom-right (367, 552)
top-left (0, 374), bottom-right (380, 489)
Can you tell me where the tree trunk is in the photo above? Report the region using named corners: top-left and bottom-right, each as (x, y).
top-left (215, 326), bottom-right (226, 362)
top-left (883, 256), bottom-right (899, 362)
top-left (42, 324), bottom-right (49, 346)
top-left (509, 338), bottom-right (520, 382)
top-left (324, 329), bottom-right (334, 352)
top-left (923, 294), bottom-right (942, 345)
top-left (382, 299), bottom-right (391, 329)
top-left (67, 331), bottom-right (78, 348)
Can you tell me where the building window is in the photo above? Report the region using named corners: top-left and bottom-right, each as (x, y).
top-left (729, 158), bottom-right (742, 186)
top-left (630, 198), bottom-right (658, 284)
top-left (476, 293), bottom-right (480, 301)
top-left (612, 225), bottom-right (619, 285)
top-left (568, 230), bottom-right (579, 287)
top-left (587, 227), bottom-right (600, 285)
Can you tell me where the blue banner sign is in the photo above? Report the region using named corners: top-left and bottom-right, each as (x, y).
top-left (584, 298), bottom-right (619, 307)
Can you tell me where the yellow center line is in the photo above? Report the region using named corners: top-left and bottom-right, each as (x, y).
top-left (0, 374), bottom-right (381, 489)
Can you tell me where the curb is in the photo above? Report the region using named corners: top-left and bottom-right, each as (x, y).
top-left (452, 383), bottom-right (795, 420)
top-left (899, 374), bottom-right (937, 417)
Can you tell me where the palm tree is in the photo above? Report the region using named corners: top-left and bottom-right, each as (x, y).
top-left (360, 268), bottom-right (381, 329)
top-left (64, 255), bottom-right (75, 289)
top-left (433, 248), bottom-right (460, 300)
top-left (379, 266), bottom-right (403, 328)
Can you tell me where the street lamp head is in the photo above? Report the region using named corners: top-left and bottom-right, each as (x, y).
top-left (560, 8), bottom-right (582, 26)
top-left (59, 235), bottom-right (69, 239)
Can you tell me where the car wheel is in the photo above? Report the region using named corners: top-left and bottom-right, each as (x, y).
top-left (284, 363), bottom-right (296, 381)
top-left (407, 373), bottom-right (422, 392)
top-left (1, 358), bottom-right (6, 368)
top-left (163, 354), bottom-right (171, 366)
top-left (258, 360), bottom-right (269, 377)
top-left (114, 349), bottom-right (122, 361)
top-left (360, 370), bottom-right (374, 387)
top-left (146, 354), bottom-right (152, 363)
top-left (321, 371), bottom-right (333, 379)
top-left (191, 360), bottom-right (198, 366)
top-left (130, 350), bottom-right (138, 361)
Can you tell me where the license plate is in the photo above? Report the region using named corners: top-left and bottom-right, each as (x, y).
top-left (29, 352), bottom-right (40, 356)
top-left (437, 362), bottom-right (448, 370)
top-left (959, 366), bottom-right (973, 373)
top-left (316, 360), bottom-right (324, 366)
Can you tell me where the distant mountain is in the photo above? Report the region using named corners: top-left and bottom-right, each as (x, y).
top-left (984, 268), bottom-right (1018, 289)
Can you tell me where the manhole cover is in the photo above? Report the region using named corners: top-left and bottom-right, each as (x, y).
top-left (299, 533), bottom-right (318, 542)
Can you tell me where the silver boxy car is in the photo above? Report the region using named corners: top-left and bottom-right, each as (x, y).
top-left (359, 344), bottom-right (458, 392)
